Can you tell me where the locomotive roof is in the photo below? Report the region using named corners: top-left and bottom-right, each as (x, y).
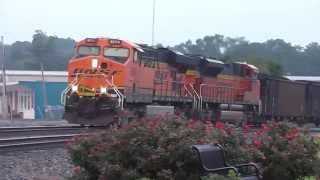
top-left (234, 61), bottom-right (258, 70)
top-left (137, 45), bottom-right (225, 66)
top-left (206, 58), bottom-right (224, 64)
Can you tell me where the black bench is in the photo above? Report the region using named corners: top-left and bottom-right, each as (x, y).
top-left (193, 144), bottom-right (262, 180)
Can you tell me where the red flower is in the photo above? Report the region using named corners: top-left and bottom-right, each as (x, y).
top-left (242, 133), bottom-right (248, 138)
top-left (175, 115), bottom-right (182, 121)
top-left (241, 124), bottom-right (251, 133)
top-left (197, 139), bottom-right (204, 144)
top-left (205, 126), bottom-right (213, 134)
top-left (73, 166), bottom-right (81, 174)
top-left (187, 119), bottom-right (201, 129)
top-left (286, 128), bottom-right (299, 141)
top-left (271, 122), bottom-right (280, 129)
top-left (215, 121), bottom-right (225, 129)
top-left (148, 120), bottom-right (160, 129)
top-left (261, 123), bottom-right (271, 132)
top-left (64, 139), bottom-right (72, 145)
top-left (244, 144), bottom-right (251, 151)
top-left (252, 139), bottom-right (262, 148)
top-left (225, 127), bottom-right (233, 134)
top-left (256, 129), bottom-right (267, 136)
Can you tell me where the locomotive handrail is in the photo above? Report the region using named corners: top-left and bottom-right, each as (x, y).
top-left (155, 79), bottom-right (191, 97)
top-left (70, 73), bottom-right (125, 110)
top-left (61, 78), bottom-right (78, 105)
top-left (189, 84), bottom-right (201, 110)
top-left (104, 76), bottom-right (124, 110)
top-left (199, 84), bottom-right (206, 111)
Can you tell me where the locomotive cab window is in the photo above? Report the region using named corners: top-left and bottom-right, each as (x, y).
top-left (77, 46), bottom-right (100, 57)
top-left (104, 47), bottom-right (129, 64)
top-left (133, 50), bottom-right (138, 63)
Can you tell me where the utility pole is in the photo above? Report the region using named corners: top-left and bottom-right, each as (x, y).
top-left (151, 0), bottom-right (156, 46)
top-left (1, 36), bottom-right (8, 120)
top-left (41, 63), bottom-right (48, 119)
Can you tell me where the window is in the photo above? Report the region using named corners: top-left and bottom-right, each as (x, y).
top-left (24, 95), bottom-right (27, 109)
top-left (78, 46), bottom-right (100, 57)
top-left (27, 96), bottom-right (31, 110)
top-left (138, 51), bottom-right (157, 68)
top-left (133, 51), bottom-right (138, 63)
top-left (104, 47), bottom-right (129, 64)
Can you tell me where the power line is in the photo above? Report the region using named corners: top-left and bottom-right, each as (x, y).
top-left (152, 0), bottom-right (156, 46)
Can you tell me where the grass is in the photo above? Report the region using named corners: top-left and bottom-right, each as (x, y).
top-left (304, 177), bottom-right (316, 180)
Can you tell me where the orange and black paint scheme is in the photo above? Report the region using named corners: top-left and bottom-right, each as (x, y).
top-left (63, 37), bottom-right (260, 125)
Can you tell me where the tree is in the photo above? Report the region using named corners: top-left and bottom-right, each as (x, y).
top-left (7, 41), bottom-right (35, 69)
top-left (30, 30), bottom-right (75, 70)
top-left (3, 32), bottom-right (320, 75)
top-left (245, 56), bottom-right (283, 76)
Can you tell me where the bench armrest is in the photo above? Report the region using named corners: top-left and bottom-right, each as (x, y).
top-left (235, 163), bottom-right (261, 178)
top-left (203, 166), bottom-right (239, 175)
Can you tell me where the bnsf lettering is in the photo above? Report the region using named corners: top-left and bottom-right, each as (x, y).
top-left (72, 68), bottom-right (120, 76)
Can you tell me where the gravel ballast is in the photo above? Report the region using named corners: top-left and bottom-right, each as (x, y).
top-left (0, 148), bottom-right (73, 180)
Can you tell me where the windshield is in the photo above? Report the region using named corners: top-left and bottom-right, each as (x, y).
top-left (77, 46), bottom-right (100, 57)
top-left (104, 47), bottom-right (129, 63)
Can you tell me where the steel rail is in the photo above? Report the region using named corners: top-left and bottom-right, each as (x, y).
top-left (0, 125), bottom-right (106, 138)
top-left (0, 134), bottom-right (82, 153)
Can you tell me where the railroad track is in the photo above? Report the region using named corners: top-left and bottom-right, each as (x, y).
top-left (309, 128), bottom-right (320, 138)
top-left (0, 125), bottom-right (106, 153)
top-left (0, 125), bottom-right (106, 138)
top-left (0, 125), bottom-right (318, 153)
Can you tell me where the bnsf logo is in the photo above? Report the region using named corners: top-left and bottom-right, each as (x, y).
top-left (72, 68), bottom-right (121, 76)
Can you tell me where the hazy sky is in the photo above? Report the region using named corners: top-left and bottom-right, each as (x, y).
top-left (1, 0), bottom-right (320, 46)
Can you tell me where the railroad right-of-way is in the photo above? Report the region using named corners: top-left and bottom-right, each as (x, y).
top-left (0, 125), bottom-right (106, 153)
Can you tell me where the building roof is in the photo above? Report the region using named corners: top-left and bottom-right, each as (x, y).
top-left (286, 76), bottom-right (320, 82)
top-left (0, 70), bottom-right (67, 83)
top-left (0, 82), bottom-right (19, 86)
top-left (0, 70), bottom-right (67, 76)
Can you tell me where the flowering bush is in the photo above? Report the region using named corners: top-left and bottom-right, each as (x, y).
top-left (253, 122), bottom-right (320, 180)
top-left (68, 118), bottom-right (208, 180)
top-left (213, 121), bottom-right (320, 180)
top-left (68, 117), bottom-right (320, 180)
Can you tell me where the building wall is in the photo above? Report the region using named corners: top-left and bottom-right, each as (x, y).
top-left (0, 71), bottom-right (68, 120)
top-left (19, 81), bottom-right (67, 119)
top-left (0, 84), bottom-right (35, 119)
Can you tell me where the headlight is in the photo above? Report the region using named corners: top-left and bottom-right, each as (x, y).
top-left (100, 87), bottom-right (107, 94)
top-left (91, 58), bottom-right (98, 69)
top-left (109, 94), bottom-right (118, 98)
top-left (71, 85), bottom-right (78, 92)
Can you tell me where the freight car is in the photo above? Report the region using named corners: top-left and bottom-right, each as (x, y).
top-left (259, 74), bottom-right (320, 125)
top-left (61, 37), bottom-right (260, 125)
top-left (306, 82), bottom-right (320, 125)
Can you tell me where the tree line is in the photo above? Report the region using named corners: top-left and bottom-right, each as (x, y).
top-left (3, 30), bottom-right (75, 71)
top-left (3, 30), bottom-right (320, 76)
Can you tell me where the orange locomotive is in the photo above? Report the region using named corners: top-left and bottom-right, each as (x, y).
top-left (62, 37), bottom-right (260, 125)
